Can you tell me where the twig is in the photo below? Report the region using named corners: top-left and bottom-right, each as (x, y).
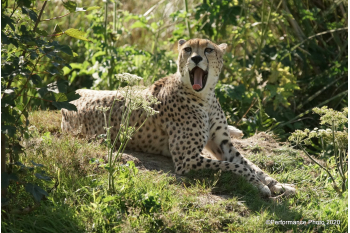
top-left (32, 1), bottom-right (47, 32)
top-left (298, 145), bottom-right (341, 194)
top-left (41, 12), bottom-right (70, 21)
top-left (46, 32), bottom-right (64, 37)
top-left (184, 0), bottom-right (192, 38)
top-left (9, 3), bottom-right (18, 18)
top-left (235, 98), bottom-right (257, 126)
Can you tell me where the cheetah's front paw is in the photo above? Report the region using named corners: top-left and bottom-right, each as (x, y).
top-left (269, 183), bottom-right (296, 197)
top-left (258, 183), bottom-right (272, 197)
top-left (264, 177), bottom-right (296, 197)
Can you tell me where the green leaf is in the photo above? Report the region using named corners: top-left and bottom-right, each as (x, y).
top-left (35, 173), bottom-right (51, 181)
top-left (30, 51), bottom-right (39, 60)
top-left (35, 29), bottom-right (48, 36)
top-left (1, 32), bottom-right (18, 47)
top-left (52, 24), bottom-right (63, 38)
top-left (150, 22), bottom-right (158, 30)
top-left (1, 173), bottom-right (18, 189)
top-left (89, 158), bottom-right (104, 164)
top-left (1, 125), bottom-right (16, 137)
top-left (1, 114), bottom-right (13, 127)
top-left (53, 24), bottom-right (63, 34)
top-left (103, 195), bottom-right (117, 202)
top-left (63, 0), bottom-right (77, 13)
top-left (25, 183), bottom-right (48, 202)
top-left (131, 21), bottom-right (148, 29)
top-left (15, 161), bottom-right (24, 166)
top-left (31, 160), bottom-right (44, 167)
top-left (21, 7), bottom-right (38, 22)
top-left (1, 32), bottom-right (9, 45)
top-left (30, 74), bottom-right (42, 85)
top-left (17, 0), bottom-right (31, 7)
top-left (48, 80), bottom-right (67, 93)
top-left (55, 44), bottom-right (73, 56)
top-left (47, 67), bottom-right (62, 75)
top-left (1, 15), bottom-right (15, 31)
top-left (64, 28), bottom-right (91, 41)
top-left (66, 91), bottom-right (81, 102)
top-left (38, 80), bottom-right (68, 97)
top-left (20, 25), bottom-right (28, 34)
top-left (54, 93), bottom-right (68, 102)
top-left (52, 101), bottom-right (77, 111)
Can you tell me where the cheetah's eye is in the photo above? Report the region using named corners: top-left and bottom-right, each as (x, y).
top-left (205, 48), bottom-right (214, 53)
top-left (184, 47), bottom-right (192, 53)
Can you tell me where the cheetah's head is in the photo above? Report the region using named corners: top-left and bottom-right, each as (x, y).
top-left (177, 39), bottom-right (227, 93)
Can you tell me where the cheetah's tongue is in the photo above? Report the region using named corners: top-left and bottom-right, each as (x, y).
top-left (192, 68), bottom-right (204, 90)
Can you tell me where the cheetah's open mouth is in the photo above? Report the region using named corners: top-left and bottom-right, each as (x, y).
top-left (189, 67), bottom-right (208, 92)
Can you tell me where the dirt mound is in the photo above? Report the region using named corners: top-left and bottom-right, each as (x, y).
top-left (231, 132), bottom-right (284, 154)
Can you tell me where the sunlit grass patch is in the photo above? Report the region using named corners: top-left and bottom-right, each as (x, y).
top-left (28, 110), bottom-right (62, 133)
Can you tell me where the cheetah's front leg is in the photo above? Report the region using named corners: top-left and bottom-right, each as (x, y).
top-left (206, 124), bottom-right (296, 197)
top-left (167, 125), bottom-right (272, 197)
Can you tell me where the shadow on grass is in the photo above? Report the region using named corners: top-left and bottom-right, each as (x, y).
top-left (1, 201), bottom-right (84, 233)
top-left (181, 169), bottom-right (336, 232)
top-left (116, 150), bottom-right (345, 232)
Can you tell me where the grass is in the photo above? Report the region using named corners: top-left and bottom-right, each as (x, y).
top-left (1, 111), bottom-right (348, 233)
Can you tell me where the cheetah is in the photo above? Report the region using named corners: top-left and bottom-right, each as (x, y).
top-left (61, 39), bottom-right (296, 197)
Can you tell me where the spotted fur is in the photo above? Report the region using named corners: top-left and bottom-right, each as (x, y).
top-left (61, 39), bottom-right (295, 197)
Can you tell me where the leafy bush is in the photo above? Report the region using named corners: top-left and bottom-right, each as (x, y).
top-left (1, 0), bottom-right (98, 213)
top-left (63, 7), bottom-right (177, 92)
top-left (195, 0), bottom-right (347, 137)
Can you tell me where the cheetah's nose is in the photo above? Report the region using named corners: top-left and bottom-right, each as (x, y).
top-left (191, 56), bottom-right (203, 65)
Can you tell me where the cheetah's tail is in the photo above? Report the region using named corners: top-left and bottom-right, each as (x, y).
top-left (227, 125), bottom-right (243, 138)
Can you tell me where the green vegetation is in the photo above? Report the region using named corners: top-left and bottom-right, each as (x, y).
top-left (1, 0), bottom-right (348, 232)
top-left (289, 107), bottom-right (348, 194)
top-left (2, 112), bottom-right (348, 232)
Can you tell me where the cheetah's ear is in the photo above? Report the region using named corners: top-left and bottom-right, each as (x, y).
top-left (178, 39), bottom-right (186, 46)
top-left (178, 39), bottom-right (187, 50)
top-left (218, 43), bottom-right (227, 53)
